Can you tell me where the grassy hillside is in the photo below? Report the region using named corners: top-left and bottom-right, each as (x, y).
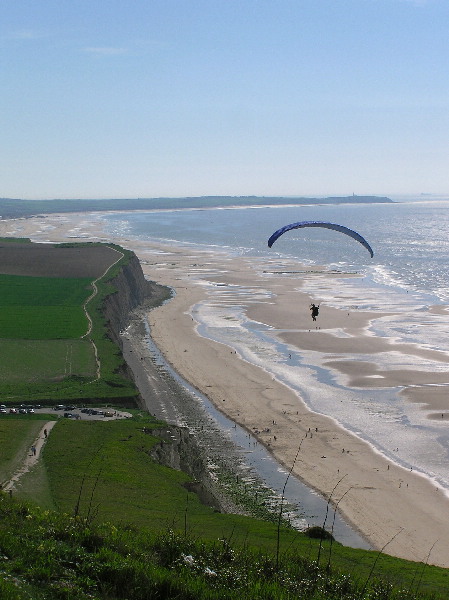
top-left (0, 497), bottom-right (446, 600)
top-left (1, 414), bottom-right (448, 599)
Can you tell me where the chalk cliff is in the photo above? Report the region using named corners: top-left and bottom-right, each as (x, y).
top-left (102, 251), bottom-right (169, 346)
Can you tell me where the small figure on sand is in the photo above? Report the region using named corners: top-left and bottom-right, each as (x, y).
top-left (310, 303), bottom-right (320, 321)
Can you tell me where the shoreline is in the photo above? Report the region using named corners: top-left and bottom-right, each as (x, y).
top-left (121, 307), bottom-right (368, 544)
top-left (144, 260), bottom-right (449, 567)
top-left (2, 212), bottom-right (449, 567)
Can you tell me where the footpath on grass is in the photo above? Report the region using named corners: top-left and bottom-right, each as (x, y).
top-left (81, 245), bottom-right (124, 380)
top-left (2, 407), bottom-right (132, 494)
top-left (3, 421), bottom-right (56, 493)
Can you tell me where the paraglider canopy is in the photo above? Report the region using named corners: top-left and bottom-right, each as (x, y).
top-left (267, 221), bottom-right (374, 258)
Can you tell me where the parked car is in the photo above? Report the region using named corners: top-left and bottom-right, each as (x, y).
top-left (9, 408), bottom-right (17, 414)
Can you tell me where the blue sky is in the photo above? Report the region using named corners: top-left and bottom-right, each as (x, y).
top-left (1, 0), bottom-right (448, 199)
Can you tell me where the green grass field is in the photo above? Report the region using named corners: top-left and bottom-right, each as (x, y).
top-left (15, 415), bottom-right (312, 550)
top-left (0, 274), bottom-right (92, 339)
top-left (42, 418), bottom-right (246, 535)
top-left (0, 306), bottom-right (89, 339)
top-left (0, 339), bottom-right (96, 382)
top-left (0, 274), bottom-right (92, 306)
top-left (2, 414), bottom-right (447, 599)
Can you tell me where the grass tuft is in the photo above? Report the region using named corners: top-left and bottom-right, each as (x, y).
top-left (0, 497), bottom-right (446, 599)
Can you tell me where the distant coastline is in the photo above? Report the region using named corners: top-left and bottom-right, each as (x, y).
top-left (0, 195), bottom-right (393, 219)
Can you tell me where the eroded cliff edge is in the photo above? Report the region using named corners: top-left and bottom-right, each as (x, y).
top-left (102, 251), bottom-right (169, 345)
top-left (101, 249), bottom-right (171, 385)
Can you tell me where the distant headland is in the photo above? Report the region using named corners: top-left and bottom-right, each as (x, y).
top-left (0, 195), bottom-right (393, 219)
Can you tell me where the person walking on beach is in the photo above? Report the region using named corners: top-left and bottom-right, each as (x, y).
top-left (310, 303), bottom-right (320, 321)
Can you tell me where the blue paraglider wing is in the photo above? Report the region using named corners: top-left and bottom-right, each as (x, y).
top-left (268, 221), bottom-right (374, 258)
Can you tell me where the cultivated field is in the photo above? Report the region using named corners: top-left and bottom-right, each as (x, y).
top-left (0, 241), bottom-right (120, 277)
top-left (0, 240), bottom-right (139, 404)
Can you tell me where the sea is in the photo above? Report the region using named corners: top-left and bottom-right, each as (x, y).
top-left (100, 197), bottom-right (449, 538)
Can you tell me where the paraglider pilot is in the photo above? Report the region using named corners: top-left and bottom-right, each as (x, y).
top-left (310, 303), bottom-right (319, 321)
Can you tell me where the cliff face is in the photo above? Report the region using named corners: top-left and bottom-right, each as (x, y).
top-left (102, 253), bottom-right (151, 344)
top-left (102, 252), bottom-right (169, 346)
top-left (149, 426), bottom-right (225, 512)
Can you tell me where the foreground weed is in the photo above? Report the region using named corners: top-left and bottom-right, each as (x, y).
top-left (0, 495), bottom-right (447, 600)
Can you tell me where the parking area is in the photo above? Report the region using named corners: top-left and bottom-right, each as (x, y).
top-left (0, 404), bottom-right (132, 420)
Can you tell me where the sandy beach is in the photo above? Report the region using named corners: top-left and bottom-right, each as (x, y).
top-left (3, 212), bottom-right (449, 568)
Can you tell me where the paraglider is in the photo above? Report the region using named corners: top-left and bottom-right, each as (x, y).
top-left (310, 303), bottom-right (319, 321)
top-left (267, 221), bottom-right (374, 258)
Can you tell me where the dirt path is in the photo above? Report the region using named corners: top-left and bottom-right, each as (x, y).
top-left (82, 245), bottom-right (124, 337)
top-left (82, 246), bottom-right (124, 380)
top-left (3, 421), bottom-right (57, 493)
